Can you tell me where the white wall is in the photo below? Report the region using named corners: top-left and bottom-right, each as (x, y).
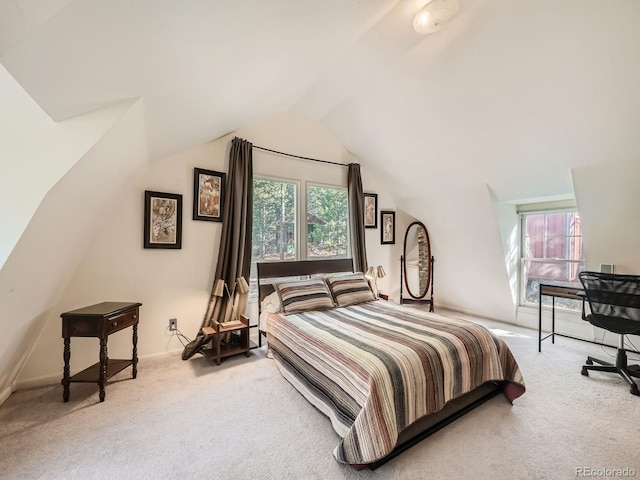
top-left (0, 64), bottom-right (137, 267)
top-left (399, 183), bottom-right (516, 323)
top-left (573, 158), bottom-right (640, 274)
top-left (493, 196), bottom-right (519, 308)
top-left (0, 99), bottom-right (148, 400)
top-left (17, 112), bottom-right (401, 387)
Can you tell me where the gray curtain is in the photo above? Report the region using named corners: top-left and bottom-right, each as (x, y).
top-left (348, 163), bottom-right (368, 273)
top-left (202, 137), bottom-right (253, 327)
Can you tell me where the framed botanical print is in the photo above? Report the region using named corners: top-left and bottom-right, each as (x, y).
top-left (381, 210), bottom-right (395, 245)
top-left (364, 193), bottom-right (378, 229)
top-left (193, 168), bottom-right (225, 222)
top-left (144, 190), bottom-right (183, 249)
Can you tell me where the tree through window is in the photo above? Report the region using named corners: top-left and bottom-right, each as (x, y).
top-left (250, 178), bottom-right (350, 299)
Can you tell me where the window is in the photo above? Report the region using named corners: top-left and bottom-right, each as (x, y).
top-left (519, 209), bottom-right (584, 310)
top-left (250, 177), bottom-right (349, 297)
top-left (251, 178), bottom-right (297, 267)
top-left (306, 184), bottom-right (349, 259)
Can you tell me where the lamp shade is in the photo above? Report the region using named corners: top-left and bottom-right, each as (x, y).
top-left (366, 266), bottom-right (375, 278)
top-left (377, 266), bottom-right (386, 279)
top-left (413, 0), bottom-right (459, 34)
top-left (212, 279), bottom-right (226, 297)
top-left (235, 276), bottom-right (250, 294)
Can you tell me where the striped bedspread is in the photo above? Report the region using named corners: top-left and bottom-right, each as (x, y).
top-left (266, 300), bottom-right (525, 466)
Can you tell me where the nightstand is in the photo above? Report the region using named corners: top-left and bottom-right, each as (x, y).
top-left (61, 302), bottom-right (141, 402)
top-left (201, 314), bottom-right (251, 365)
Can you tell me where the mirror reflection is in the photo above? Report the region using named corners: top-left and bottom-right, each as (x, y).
top-left (401, 221), bottom-right (434, 310)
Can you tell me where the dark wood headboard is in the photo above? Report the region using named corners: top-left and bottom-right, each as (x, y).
top-left (256, 258), bottom-right (354, 302)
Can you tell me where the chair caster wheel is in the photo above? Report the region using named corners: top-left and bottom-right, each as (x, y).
top-left (581, 368), bottom-right (589, 376)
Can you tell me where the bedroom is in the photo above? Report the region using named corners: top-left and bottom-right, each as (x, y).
top-left (1, 1), bottom-right (640, 478)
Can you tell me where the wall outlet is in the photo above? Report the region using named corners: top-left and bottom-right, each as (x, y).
top-left (169, 318), bottom-right (177, 331)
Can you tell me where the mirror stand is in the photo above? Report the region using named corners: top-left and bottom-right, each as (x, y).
top-left (400, 220), bottom-right (435, 312)
top-left (399, 254), bottom-right (435, 312)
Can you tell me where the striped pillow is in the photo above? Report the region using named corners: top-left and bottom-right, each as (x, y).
top-left (275, 278), bottom-right (335, 314)
top-left (326, 272), bottom-right (375, 307)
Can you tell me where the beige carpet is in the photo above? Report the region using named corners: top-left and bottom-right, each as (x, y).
top-left (1, 312), bottom-right (639, 480)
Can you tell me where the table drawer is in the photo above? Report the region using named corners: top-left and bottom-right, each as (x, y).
top-left (107, 310), bottom-right (138, 335)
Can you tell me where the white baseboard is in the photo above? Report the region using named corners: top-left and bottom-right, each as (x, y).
top-left (0, 384), bottom-right (14, 407)
top-left (15, 373), bottom-right (61, 391)
top-left (13, 348), bottom-right (185, 393)
top-left (435, 302), bottom-right (517, 326)
top-left (518, 305), bottom-right (590, 337)
top-left (435, 302), bottom-right (614, 344)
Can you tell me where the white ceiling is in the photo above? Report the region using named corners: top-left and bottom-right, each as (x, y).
top-left (2, 0), bottom-right (640, 202)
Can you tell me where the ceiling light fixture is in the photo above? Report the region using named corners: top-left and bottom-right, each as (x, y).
top-left (413, 0), bottom-right (459, 35)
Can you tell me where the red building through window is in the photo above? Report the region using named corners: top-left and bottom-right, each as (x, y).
top-left (521, 211), bottom-right (584, 308)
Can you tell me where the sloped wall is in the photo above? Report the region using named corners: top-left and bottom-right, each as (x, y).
top-left (573, 158), bottom-right (640, 275)
top-left (0, 64), bottom-right (138, 267)
top-left (0, 99), bottom-right (148, 403)
top-left (399, 183), bottom-right (516, 322)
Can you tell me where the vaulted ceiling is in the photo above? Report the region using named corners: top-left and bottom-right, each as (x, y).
top-left (2, 0), bottom-right (640, 202)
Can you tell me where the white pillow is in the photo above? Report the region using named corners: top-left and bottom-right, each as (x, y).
top-left (261, 291), bottom-right (282, 313)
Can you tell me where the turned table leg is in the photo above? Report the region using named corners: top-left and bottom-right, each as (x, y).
top-left (63, 337), bottom-right (71, 402)
top-left (99, 337), bottom-right (107, 402)
top-left (132, 322), bottom-right (138, 379)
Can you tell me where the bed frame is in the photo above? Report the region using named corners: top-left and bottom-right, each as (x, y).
top-left (256, 258), bottom-right (502, 470)
top-left (256, 258), bottom-right (354, 302)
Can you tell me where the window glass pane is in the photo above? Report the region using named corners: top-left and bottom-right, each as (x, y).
top-left (250, 179), bottom-right (297, 294)
top-left (306, 185), bottom-right (349, 259)
top-left (524, 236), bottom-right (544, 258)
top-left (521, 260), bottom-right (585, 309)
top-left (546, 236), bottom-right (566, 258)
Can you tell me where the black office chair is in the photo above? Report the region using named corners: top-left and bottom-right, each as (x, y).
top-left (578, 271), bottom-right (640, 396)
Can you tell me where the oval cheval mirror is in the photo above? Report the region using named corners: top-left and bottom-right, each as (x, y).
top-left (400, 221), bottom-right (434, 311)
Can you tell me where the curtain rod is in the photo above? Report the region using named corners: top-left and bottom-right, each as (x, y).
top-left (253, 145), bottom-right (348, 167)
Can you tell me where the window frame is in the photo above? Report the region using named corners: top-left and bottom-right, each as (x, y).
top-left (250, 176), bottom-right (351, 297)
top-left (517, 207), bottom-right (584, 310)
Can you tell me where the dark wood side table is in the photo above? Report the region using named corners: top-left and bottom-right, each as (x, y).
top-left (61, 302), bottom-right (141, 402)
top-left (201, 314), bottom-right (251, 365)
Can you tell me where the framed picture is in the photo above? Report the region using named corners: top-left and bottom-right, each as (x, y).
top-left (381, 210), bottom-right (395, 245)
top-left (144, 190), bottom-right (183, 249)
top-left (193, 168), bottom-right (225, 222)
top-left (364, 193), bottom-right (378, 228)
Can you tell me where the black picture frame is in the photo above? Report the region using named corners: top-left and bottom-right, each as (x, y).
top-left (193, 168), bottom-right (225, 222)
top-left (144, 190), bottom-right (183, 249)
top-left (364, 193), bottom-right (378, 229)
top-left (381, 210), bottom-right (395, 245)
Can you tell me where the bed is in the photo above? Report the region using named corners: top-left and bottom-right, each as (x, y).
top-left (257, 259), bottom-right (525, 470)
